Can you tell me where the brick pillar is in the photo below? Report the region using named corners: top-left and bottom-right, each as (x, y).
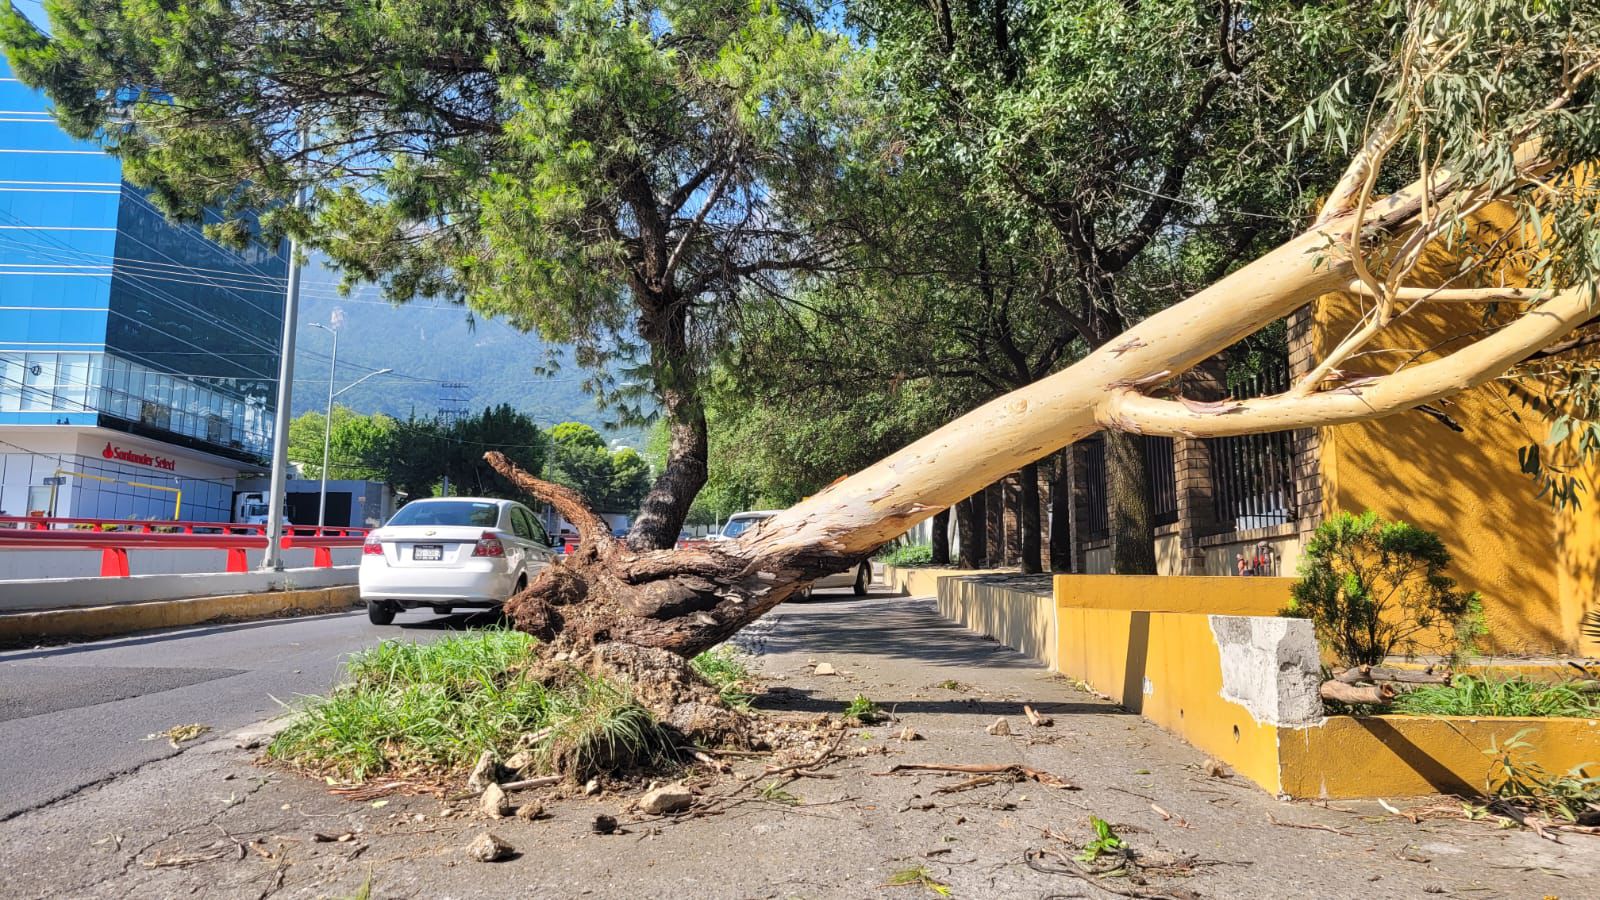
top-left (1286, 306), bottom-right (1324, 538)
top-left (1175, 361), bottom-right (1228, 574)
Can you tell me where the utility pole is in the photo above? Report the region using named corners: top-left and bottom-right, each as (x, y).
top-left (261, 127), bottom-right (308, 571)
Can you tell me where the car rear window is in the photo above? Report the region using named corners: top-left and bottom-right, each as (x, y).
top-left (722, 514), bottom-right (772, 538)
top-left (388, 501), bottom-right (500, 527)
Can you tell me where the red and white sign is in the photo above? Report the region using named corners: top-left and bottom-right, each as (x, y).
top-left (102, 441), bottom-right (177, 471)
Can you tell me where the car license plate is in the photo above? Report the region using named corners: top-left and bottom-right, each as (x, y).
top-left (412, 544), bottom-right (443, 561)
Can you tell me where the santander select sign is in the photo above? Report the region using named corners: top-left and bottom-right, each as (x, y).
top-left (103, 442), bottom-right (177, 471)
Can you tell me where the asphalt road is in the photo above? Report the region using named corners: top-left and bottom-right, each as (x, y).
top-left (0, 607), bottom-right (487, 821)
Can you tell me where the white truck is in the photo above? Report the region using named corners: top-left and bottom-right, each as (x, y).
top-left (233, 491), bottom-right (290, 527)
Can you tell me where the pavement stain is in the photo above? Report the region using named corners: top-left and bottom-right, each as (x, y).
top-left (0, 592), bottom-right (1596, 898)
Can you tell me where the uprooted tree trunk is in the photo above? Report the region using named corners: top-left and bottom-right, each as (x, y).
top-left (493, 134), bottom-right (1598, 740)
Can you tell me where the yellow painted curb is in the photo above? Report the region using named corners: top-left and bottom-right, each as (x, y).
top-left (882, 565), bottom-right (1009, 597)
top-left (0, 585), bottom-right (360, 643)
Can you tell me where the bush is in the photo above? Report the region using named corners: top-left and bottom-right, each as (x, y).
top-left (1285, 511), bottom-right (1483, 666)
top-left (877, 543), bottom-right (933, 566)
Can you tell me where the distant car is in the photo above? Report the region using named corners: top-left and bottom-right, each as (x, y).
top-left (359, 497), bottom-right (556, 625)
top-left (713, 510), bottom-right (870, 598)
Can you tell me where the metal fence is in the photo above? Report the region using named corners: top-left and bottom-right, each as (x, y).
top-left (1082, 437), bottom-right (1109, 541)
top-left (1207, 357), bottom-right (1297, 531)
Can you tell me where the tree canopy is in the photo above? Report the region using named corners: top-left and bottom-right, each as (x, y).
top-left (545, 422), bottom-right (652, 514)
top-left (0, 0), bottom-right (860, 548)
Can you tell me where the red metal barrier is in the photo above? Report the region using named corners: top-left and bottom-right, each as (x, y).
top-left (0, 516), bottom-right (367, 577)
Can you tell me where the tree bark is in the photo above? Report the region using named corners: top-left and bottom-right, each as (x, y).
top-left (984, 481), bottom-right (1004, 565)
top-left (1019, 461), bottom-right (1042, 574)
top-left (929, 507), bottom-right (952, 565)
top-left (1049, 451), bottom-right (1073, 573)
top-left (960, 492), bottom-right (984, 568)
top-left (628, 300), bottom-right (707, 551)
top-left (1105, 431), bottom-right (1157, 574)
top-left (1002, 473), bottom-right (1022, 566)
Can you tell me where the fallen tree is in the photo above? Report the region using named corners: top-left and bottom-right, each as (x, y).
top-left (485, 2), bottom-right (1600, 734)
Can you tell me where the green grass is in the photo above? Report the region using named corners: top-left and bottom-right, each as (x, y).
top-left (1392, 675), bottom-right (1600, 718)
top-left (883, 866), bottom-right (951, 896)
top-left (877, 543), bottom-right (934, 567)
top-left (268, 629), bottom-right (670, 781)
top-left (690, 646), bottom-right (755, 708)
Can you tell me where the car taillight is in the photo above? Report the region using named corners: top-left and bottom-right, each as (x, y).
top-left (362, 535), bottom-right (383, 555)
top-left (472, 531), bottom-right (505, 557)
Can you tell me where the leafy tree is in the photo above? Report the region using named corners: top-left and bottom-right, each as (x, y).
top-left (1286, 512), bottom-right (1485, 666)
top-left (846, 0), bottom-right (1368, 571)
top-left (546, 421), bottom-right (653, 513)
top-left (286, 405), bottom-right (395, 481)
top-left (1, 0), bottom-right (858, 549)
top-left (383, 405), bottom-right (545, 502)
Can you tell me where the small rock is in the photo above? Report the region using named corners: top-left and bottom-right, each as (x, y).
top-left (1202, 757), bottom-right (1231, 778)
top-left (515, 801), bottom-right (544, 820)
top-left (503, 750), bottom-right (533, 773)
top-left (481, 782), bottom-right (510, 819)
top-left (986, 718), bottom-right (1011, 736)
top-left (466, 831), bottom-right (512, 862)
top-left (584, 778), bottom-right (601, 796)
top-left (466, 750), bottom-right (497, 793)
top-left (813, 663), bottom-right (837, 676)
top-left (592, 814), bottom-right (619, 835)
top-left (638, 782), bottom-right (694, 815)
top-left (897, 727), bottom-right (924, 742)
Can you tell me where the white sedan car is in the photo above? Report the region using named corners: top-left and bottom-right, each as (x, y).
top-left (359, 497), bottom-right (556, 624)
top-left (712, 510), bottom-right (871, 597)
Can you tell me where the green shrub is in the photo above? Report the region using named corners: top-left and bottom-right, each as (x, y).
top-left (877, 543), bottom-right (933, 566)
top-left (1394, 675), bottom-right (1600, 718)
top-left (1285, 511), bottom-right (1483, 666)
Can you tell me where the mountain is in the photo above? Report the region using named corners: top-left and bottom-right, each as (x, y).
top-left (289, 262), bottom-right (647, 448)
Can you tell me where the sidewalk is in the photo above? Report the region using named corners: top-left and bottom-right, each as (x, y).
top-left (1, 592), bottom-right (1593, 899)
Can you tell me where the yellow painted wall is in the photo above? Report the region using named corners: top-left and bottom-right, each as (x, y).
top-left (1311, 215), bottom-right (1590, 653)
top-left (881, 565), bottom-right (1005, 598)
top-left (939, 577), bottom-right (1058, 670)
top-left (1053, 574), bottom-right (1291, 615)
top-left (1054, 600), bottom-right (1284, 793)
top-left (1280, 715), bottom-right (1600, 799)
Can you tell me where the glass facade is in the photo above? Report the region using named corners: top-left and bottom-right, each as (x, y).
top-left (0, 55), bottom-right (288, 463)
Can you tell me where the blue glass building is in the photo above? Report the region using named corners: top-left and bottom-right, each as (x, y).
top-left (0, 55), bottom-right (289, 521)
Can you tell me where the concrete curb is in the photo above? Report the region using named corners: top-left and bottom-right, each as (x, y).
top-left (0, 585), bottom-right (360, 644)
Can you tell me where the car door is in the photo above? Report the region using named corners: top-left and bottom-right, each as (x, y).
top-left (502, 504), bottom-right (533, 574)
top-left (514, 505), bottom-right (555, 565)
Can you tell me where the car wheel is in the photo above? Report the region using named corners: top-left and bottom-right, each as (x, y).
top-left (853, 563), bottom-right (870, 596)
top-left (367, 601), bottom-right (396, 625)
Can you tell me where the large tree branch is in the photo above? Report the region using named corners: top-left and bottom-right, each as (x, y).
top-left (1100, 287), bottom-right (1599, 438)
top-left (485, 451), bottom-right (613, 560)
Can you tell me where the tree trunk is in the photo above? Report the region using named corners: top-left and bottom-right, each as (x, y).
top-left (1020, 461), bottom-right (1042, 575)
top-left (1002, 473), bottom-right (1023, 565)
top-left (1104, 431), bottom-right (1157, 574)
top-left (929, 508), bottom-right (951, 565)
top-left (955, 495), bottom-right (980, 568)
top-left (628, 304), bottom-right (707, 551)
top-left (489, 169), bottom-right (1587, 688)
top-left (1049, 451), bottom-right (1073, 572)
top-left (984, 481), bottom-right (1004, 565)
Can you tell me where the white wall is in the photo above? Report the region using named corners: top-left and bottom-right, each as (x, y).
top-left (0, 546), bottom-right (360, 581)
top-left (0, 565), bottom-right (357, 611)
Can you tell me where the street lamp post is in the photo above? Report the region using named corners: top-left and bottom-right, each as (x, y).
top-left (307, 321), bottom-right (390, 532)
